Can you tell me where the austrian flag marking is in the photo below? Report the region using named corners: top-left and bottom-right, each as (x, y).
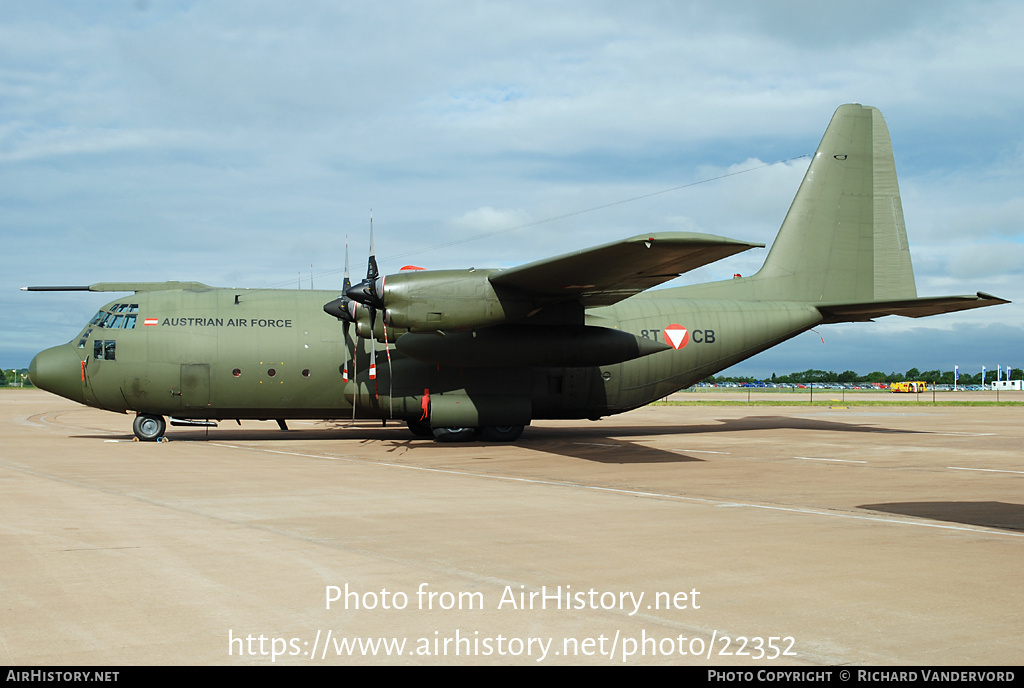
top-left (143, 318), bottom-right (159, 326)
top-left (665, 324), bottom-right (689, 350)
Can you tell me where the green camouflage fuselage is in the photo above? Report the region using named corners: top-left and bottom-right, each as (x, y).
top-left (37, 285), bottom-right (821, 422)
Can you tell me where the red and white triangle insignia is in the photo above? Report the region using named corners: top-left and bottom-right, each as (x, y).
top-left (664, 324), bottom-right (690, 350)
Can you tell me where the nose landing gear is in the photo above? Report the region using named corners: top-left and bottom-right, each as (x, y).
top-left (132, 414), bottom-right (166, 442)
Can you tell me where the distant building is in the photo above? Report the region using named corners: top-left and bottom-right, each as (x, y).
top-left (991, 380), bottom-right (1023, 390)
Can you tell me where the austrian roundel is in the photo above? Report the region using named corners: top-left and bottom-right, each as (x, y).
top-left (664, 324), bottom-right (690, 350)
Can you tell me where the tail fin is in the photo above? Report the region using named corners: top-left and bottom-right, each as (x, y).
top-left (670, 104), bottom-right (1007, 317)
top-left (755, 103), bottom-right (917, 302)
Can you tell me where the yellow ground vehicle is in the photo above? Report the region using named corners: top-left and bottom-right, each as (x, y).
top-left (891, 381), bottom-right (927, 393)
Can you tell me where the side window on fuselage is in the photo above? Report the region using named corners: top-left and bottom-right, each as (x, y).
top-left (94, 340), bottom-right (116, 360)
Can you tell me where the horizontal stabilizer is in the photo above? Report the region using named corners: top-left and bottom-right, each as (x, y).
top-left (490, 232), bottom-right (762, 307)
top-left (818, 292), bottom-right (1010, 323)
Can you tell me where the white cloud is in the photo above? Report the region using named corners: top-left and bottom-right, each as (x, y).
top-left (451, 206), bottom-right (531, 233)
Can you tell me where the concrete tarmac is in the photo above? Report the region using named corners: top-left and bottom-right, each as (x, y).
top-left (2, 389), bottom-right (1021, 665)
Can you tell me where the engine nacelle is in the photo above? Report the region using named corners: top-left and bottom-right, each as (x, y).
top-left (354, 314), bottom-right (407, 343)
top-left (381, 269), bottom-right (534, 332)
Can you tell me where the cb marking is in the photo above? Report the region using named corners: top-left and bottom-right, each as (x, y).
top-left (640, 328), bottom-right (716, 344)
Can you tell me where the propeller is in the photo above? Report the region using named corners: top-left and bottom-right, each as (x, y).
top-left (323, 242), bottom-right (357, 382)
top-left (344, 216), bottom-right (390, 388)
top-left (324, 215), bottom-right (401, 414)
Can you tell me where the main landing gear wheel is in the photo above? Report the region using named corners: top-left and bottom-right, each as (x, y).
top-left (133, 414), bottom-right (166, 442)
top-left (406, 418), bottom-right (433, 438)
top-left (481, 425), bottom-right (524, 442)
top-left (431, 427), bottom-right (475, 442)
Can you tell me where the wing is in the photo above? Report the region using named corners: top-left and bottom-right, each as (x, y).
top-left (489, 232), bottom-right (763, 307)
top-left (22, 281), bottom-right (214, 293)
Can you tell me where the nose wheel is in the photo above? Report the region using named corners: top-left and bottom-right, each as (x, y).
top-left (133, 414), bottom-right (166, 442)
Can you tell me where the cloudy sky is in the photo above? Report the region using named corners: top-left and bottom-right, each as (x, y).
top-left (4, 1), bottom-right (1023, 377)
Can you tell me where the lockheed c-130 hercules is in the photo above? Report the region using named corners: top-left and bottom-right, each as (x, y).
top-left (26, 104), bottom-right (1008, 442)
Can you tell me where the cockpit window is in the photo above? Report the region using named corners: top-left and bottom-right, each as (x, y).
top-left (94, 304), bottom-right (140, 329)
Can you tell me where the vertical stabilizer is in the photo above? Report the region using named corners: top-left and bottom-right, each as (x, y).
top-left (754, 104), bottom-right (917, 302)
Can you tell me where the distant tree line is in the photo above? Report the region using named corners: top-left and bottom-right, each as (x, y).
top-left (706, 367), bottom-right (1023, 386)
top-left (0, 369), bottom-right (33, 387)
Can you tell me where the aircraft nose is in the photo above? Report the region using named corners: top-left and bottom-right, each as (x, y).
top-left (29, 344), bottom-right (84, 403)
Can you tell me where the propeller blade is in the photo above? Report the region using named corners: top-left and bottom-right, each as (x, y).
top-left (341, 242), bottom-right (351, 382)
top-left (351, 330), bottom-right (358, 423)
top-left (343, 239), bottom-right (352, 293)
top-left (342, 334), bottom-right (349, 382)
top-left (368, 308), bottom-right (377, 382)
top-left (323, 242), bottom-right (359, 322)
top-left (367, 214), bottom-right (378, 283)
top-left (345, 214), bottom-right (385, 309)
top-left (384, 318), bottom-right (393, 418)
